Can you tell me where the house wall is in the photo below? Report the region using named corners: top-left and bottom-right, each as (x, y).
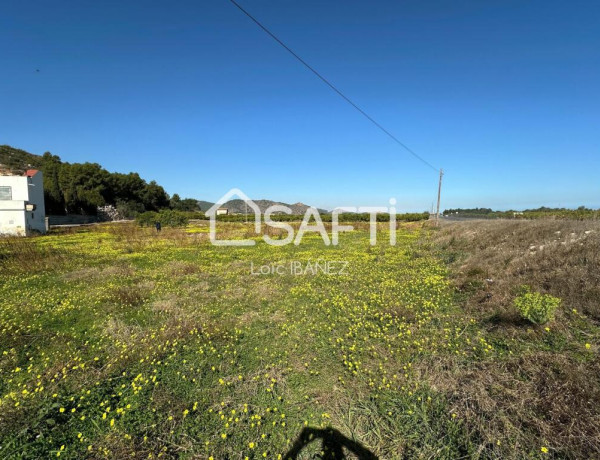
top-left (24, 172), bottom-right (46, 234)
top-left (0, 200), bottom-right (27, 236)
top-left (0, 176), bottom-right (29, 200)
top-left (0, 172), bottom-right (47, 235)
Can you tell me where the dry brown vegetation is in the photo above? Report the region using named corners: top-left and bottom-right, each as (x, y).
top-left (427, 219), bottom-right (600, 459)
top-left (435, 219), bottom-right (600, 320)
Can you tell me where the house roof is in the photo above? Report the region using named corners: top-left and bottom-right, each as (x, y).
top-left (24, 169), bottom-right (40, 177)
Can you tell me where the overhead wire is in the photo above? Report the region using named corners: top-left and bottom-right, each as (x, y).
top-left (229, 0), bottom-right (440, 173)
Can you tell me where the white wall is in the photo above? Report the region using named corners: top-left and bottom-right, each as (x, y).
top-left (0, 172), bottom-right (47, 235)
top-left (0, 176), bottom-right (29, 200)
top-left (0, 201), bottom-right (27, 236)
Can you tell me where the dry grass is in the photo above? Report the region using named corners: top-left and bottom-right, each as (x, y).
top-left (62, 263), bottom-right (134, 282)
top-left (426, 219), bottom-right (600, 458)
top-left (0, 235), bottom-right (66, 273)
top-left (418, 352), bottom-right (600, 459)
top-left (102, 222), bottom-right (194, 251)
top-left (435, 219), bottom-right (600, 320)
top-left (110, 283), bottom-right (151, 307)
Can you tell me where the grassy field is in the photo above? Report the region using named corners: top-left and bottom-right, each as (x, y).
top-left (0, 221), bottom-right (598, 459)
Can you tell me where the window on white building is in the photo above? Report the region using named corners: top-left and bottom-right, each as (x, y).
top-left (0, 186), bottom-right (12, 200)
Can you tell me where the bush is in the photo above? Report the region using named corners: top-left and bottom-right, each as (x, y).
top-left (116, 200), bottom-right (145, 219)
top-left (136, 210), bottom-right (189, 228)
top-left (514, 286), bottom-right (561, 324)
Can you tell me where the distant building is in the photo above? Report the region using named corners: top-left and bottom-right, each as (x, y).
top-left (0, 170), bottom-right (47, 236)
top-left (216, 208), bottom-right (229, 216)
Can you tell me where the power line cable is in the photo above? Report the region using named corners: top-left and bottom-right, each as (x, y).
top-left (229, 0), bottom-right (439, 173)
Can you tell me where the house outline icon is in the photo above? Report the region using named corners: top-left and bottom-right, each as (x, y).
top-left (206, 188), bottom-right (261, 246)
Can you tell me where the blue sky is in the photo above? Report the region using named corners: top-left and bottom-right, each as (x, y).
top-left (2, 0), bottom-right (599, 211)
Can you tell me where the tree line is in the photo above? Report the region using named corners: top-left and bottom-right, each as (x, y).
top-left (136, 210), bottom-right (431, 228)
top-left (212, 212), bottom-right (430, 223)
top-left (41, 152), bottom-right (173, 215)
top-left (0, 145), bottom-right (198, 216)
top-left (443, 207), bottom-right (599, 220)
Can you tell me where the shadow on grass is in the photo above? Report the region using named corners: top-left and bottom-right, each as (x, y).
top-left (485, 310), bottom-right (530, 328)
top-left (283, 427), bottom-right (377, 460)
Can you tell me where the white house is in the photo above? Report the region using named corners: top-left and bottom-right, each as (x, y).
top-left (0, 170), bottom-right (47, 236)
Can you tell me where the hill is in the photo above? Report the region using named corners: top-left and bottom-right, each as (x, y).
top-left (0, 145), bottom-right (43, 175)
top-left (196, 200), bottom-right (215, 213)
top-left (220, 199), bottom-right (327, 215)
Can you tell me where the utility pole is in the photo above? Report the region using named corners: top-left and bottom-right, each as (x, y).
top-left (245, 200), bottom-right (248, 223)
top-left (435, 168), bottom-right (444, 226)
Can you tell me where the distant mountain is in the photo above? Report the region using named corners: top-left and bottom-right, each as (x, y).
top-left (219, 199), bottom-right (327, 215)
top-left (196, 200), bottom-right (215, 212)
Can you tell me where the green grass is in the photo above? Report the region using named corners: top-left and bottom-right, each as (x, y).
top-left (0, 222), bottom-right (594, 459)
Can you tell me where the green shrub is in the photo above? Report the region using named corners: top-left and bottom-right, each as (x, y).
top-left (514, 286), bottom-right (561, 324)
top-left (136, 211), bottom-right (158, 227)
top-left (136, 210), bottom-right (189, 228)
